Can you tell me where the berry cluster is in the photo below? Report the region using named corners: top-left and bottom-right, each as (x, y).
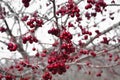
top-left (85, 3), bottom-right (92, 9)
top-left (68, 22), bottom-right (74, 27)
top-left (47, 62), bottom-right (66, 75)
top-left (89, 51), bottom-right (96, 57)
top-left (95, 0), bottom-right (107, 9)
top-left (0, 60), bottom-right (39, 80)
top-left (61, 43), bottom-right (75, 54)
top-left (79, 25), bottom-right (92, 35)
top-left (27, 18), bottom-right (43, 28)
top-left (68, 0), bottom-right (80, 18)
top-left (85, 11), bottom-right (97, 19)
top-left (35, 51), bottom-right (47, 58)
top-left (79, 49), bottom-right (89, 55)
top-left (0, 26), bottom-right (6, 33)
top-left (60, 31), bottom-right (72, 42)
top-left (5, 75), bottom-right (14, 80)
top-left (22, 0), bottom-right (31, 7)
top-left (47, 52), bottom-right (69, 76)
top-left (22, 35), bottom-right (38, 44)
top-left (86, 0), bottom-right (107, 12)
top-left (21, 15), bottom-right (29, 21)
top-left (0, 74), bottom-right (15, 80)
top-left (19, 61), bottom-right (38, 70)
top-left (7, 42), bottom-right (17, 51)
top-left (84, 0), bottom-right (107, 19)
top-left (85, 12), bottom-right (91, 20)
top-left (48, 28), bottom-right (60, 37)
top-left (101, 37), bottom-right (109, 44)
top-left (87, 0), bottom-right (95, 4)
top-left (14, 64), bottom-right (24, 71)
top-left (42, 72), bottom-right (52, 80)
top-left (56, 0), bottom-right (81, 21)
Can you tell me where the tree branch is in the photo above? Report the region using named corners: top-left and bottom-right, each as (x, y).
top-left (52, 0), bottom-right (59, 29)
top-left (107, 4), bottom-right (120, 6)
top-left (85, 21), bottom-right (120, 47)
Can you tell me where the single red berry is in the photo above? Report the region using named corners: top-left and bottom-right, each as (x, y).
top-left (84, 35), bottom-right (88, 40)
top-left (32, 47), bottom-right (36, 51)
top-left (24, 3), bottom-right (29, 8)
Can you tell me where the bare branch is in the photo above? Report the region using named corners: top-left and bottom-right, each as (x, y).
top-left (85, 21), bottom-right (120, 47)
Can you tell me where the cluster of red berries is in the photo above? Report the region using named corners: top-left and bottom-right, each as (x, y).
top-left (0, 60), bottom-right (39, 80)
top-left (13, 64), bottom-right (24, 71)
top-left (87, 0), bottom-right (95, 4)
top-left (21, 15), bottom-right (29, 21)
top-left (60, 31), bottom-right (72, 42)
top-left (12, 59), bottom-right (39, 77)
top-left (48, 28), bottom-right (60, 37)
top-left (46, 52), bottom-right (69, 79)
top-left (35, 50), bottom-right (47, 57)
top-left (85, 11), bottom-right (97, 19)
top-left (56, 6), bottom-right (67, 16)
top-left (108, 53), bottom-right (119, 62)
top-left (79, 49), bottom-right (96, 57)
top-left (79, 25), bottom-right (92, 35)
top-left (5, 75), bottom-right (14, 80)
top-left (85, 3), bottom-right (92, 9)
top-left (22, 0), bottom-right (31, 7)
top-left (48, 51), bottom-right (69, 63)
top-left (47, 62), bottom-right (66, 75)
top-left (79, 49), bottom-right (89, 55)
top-left (67, 0), bottom-right (80, 18)
top-left (0, 26), bottom-right (6, 33)
top-left (56, 0), bottom-right (81, 21)
top-left (85, 12), bottom-right (91, 20)
top-left (42, 72), bottom-right (52, 80)
top-left (89, 51), bottom-right (96, 57)
top-left (84, 0), bottom-right (107, 19)
top-left (95, 0), bottom-right (107, 9)
top-left (68, 22), bottom-right (74, 27)
top-left (7, 42), bottom-right (17, 51)
top-left (22, 35), bottom-right (38, 44)
top-left (86, 0), bottom-right (107, 12)
top-left (61, 43), bottom-right (75, 54)
top-left (0, 74), bottom-right (14, 80)
top-left (19, 61), bottom-right (38, 70)
top-left (101, 37), bottom-right (109, 44)
top-left (27, 18), bottom-right (43, 28)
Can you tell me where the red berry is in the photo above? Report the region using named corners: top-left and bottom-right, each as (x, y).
top-left (84, 35), bottom-right (88, 40)
top-left (24, 3), bottom-right (29, 8)
top-left (85, 4), bottom-right (92, 9)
